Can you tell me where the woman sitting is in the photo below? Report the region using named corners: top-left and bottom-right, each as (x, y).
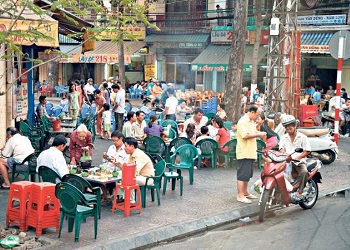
top-left (256, 112), bottom-right (278, 151)
top-left (216, 103), bottom-right (227, 121)
top-left (180, 123), bottom-right (197, 144)
top-left (144, 115), bottom-right (164, 137)
top-left (213, 116), bottom-right (231, 167)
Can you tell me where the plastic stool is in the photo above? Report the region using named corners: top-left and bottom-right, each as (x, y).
top-left (111, 183), bottom-right (141, 217)
top-left (26, 182), bottom-right (60, 236)
top-left (6, 181), bottom-right (33, 231)
top-left (162, 170), bottom-right (183, 196)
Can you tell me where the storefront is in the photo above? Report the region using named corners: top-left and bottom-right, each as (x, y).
top-left (144, 33), bottom-right (210, 90)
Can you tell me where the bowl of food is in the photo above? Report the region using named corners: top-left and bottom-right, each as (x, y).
top-left (81, 172), bottom-right (89, 177)
top-left (69, 169), bottom-right (77, 174)
top-left (112, 171), bottom-right (119, 177)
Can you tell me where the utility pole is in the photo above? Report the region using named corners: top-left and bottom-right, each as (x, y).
top-left (265, 0), bottom-right (300, 117)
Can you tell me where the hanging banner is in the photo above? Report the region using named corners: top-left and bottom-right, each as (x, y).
top-left (144, 64), bottom-right (156, 81)
top-left (15, 69), bottom-right (29, 121)
top-left (0, 19), bottom-right (59, 47)
top-left (71, 54), bottom-right (131, 64)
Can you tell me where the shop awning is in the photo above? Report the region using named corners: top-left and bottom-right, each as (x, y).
top-left (301, 32), bottom-right (334, 54)
top-left (60, 41), bottom-right (146, 64)
top-left (191, 45), bottom-right (267, 72)
top-left (145, 34), bottom-right (209, 49)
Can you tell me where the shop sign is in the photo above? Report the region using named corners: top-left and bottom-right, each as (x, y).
top-left (191, 64), bottom-right (252, 72)
top-left (300, 45), bottom-right (329, 54)
top-left (71, 54), bottom-right (131, 64)
top-left (98, 26), bottom-right (146, 40)
top-left (153, 42), bottom-right (205, 49)
top-left (297, 15), bottom-right (346, 25)
top-left (15, 69), bottom-right (28, 121)
top-left (211, 28), bottom-right (249, 43)
top-left (144, 64), bottom-right (156, 81)
top-left (0, 19), bottom-right (58, 47)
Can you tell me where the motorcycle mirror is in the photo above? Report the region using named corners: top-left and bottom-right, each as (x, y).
top-left (295, 148), bottom-right (303, 153)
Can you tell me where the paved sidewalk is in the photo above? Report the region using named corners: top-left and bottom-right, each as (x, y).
top-left (0, 98), bottom-right (349, 249)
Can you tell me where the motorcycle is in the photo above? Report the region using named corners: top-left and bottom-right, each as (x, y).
top-left (298, 127), bottom-right (338, 164)
top-left (275, 120), bottom-right (338, 165)
top-left (258, 148), bottom-right (323, 222)
top-left (321, 110), bottom-right (350, 136)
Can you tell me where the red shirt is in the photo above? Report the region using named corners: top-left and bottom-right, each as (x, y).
top-left (217, 128), bottom-right (230, 152)
top-left (69, 130), bottom-right (93, 162)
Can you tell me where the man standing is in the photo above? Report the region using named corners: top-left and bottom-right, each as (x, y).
top-left (0, 127), bottom-right (35, 189)
top-left (279, 115), bottom-right (311, 202)
top-left (36, 135), bottom-right (69, 179)
top-left (236, 106), bottom-right (266, 204)
top-left (163, 88), bottom-right (178, 121)
top-left (112, 84), bottom-right (125, 132)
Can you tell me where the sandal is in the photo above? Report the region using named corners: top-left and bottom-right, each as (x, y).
top-left (1, 184), bottom-right (10, 190)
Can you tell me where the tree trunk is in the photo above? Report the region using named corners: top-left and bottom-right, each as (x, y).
top-left (224, 0), bottom-right (248, 122)
top-left (118, 41), bottom-right (125, 89)
top-left (251, 0), bottom-right (262, 90)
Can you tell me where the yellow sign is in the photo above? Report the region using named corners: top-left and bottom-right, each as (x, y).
top-left (144, 64), bottom-right (156, 81)
top-left (72, 54), bottom-right (131, 64)
top-left (0, 19), bottom-right (59, 47)
top-left (98, 26), bottom-right (146, 41)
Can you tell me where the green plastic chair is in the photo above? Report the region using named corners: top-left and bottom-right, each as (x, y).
top-left (144, 153), bottom-right (164, 164)
top-left (11, 153), bottom-right (37, 182)
top-left (214, 139), bottom-right (237, 168)
top-left (38, 165), bottom-right (62, 184)
top-left (167, 127), bottom-right (178, 140)
top-left (143, 136), bottom-right (166, 159)
top-left (257, 139), bottom-right (266, 170)
top-left (62, 174), bottom-right (102, 219)
top-left (169, 137), bottom-right (192, 149)
top-left (167, 144), bottom-right (198, 185)
top-left (205, 112), bottom-right (216, 121)
top-left (55, 182), bottom-right (98, 242)
top-left (140, 160), bottom-right (166, 208)
top-left (19, 121), bottom-right (43, 151)
top-left (162, 166), bottom-right (184, 196)
top-left (195, 138), bottom-right (218, 169)
top-left (161, 119), bottom-right (179, 133)
top-left (223, 121), bottom-right (233, 131)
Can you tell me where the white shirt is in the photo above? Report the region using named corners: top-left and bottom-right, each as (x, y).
top-left (84, 84), bottom-right (96, 94)
top-left (279, 131), bottom-right (311, 163)
top-left (132, 120), bottom-right (146, 139)
top-left (165, 96), bottom-right (178, 115)
top-left (183, 116), bottom-right (208, 133)
top-left (102, 110), bottom-right (112, 125)
top-left (122, 121), bottom-right (134, 137)
top-left (106, 144), bottom-right (128, 170)
top-left (115, 89), bottom-right (125, 113)
top-left (36, 147), bottom-right (69, 178)
top-left (2, 134), bottom-right (34, 163)
top-left (208, 125), bottom-right (219, 138)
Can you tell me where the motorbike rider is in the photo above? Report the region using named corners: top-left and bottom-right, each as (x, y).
top-left (279, 115), bottom-right (311, 203)
top-left (340, 98), bottom-right (350, 134)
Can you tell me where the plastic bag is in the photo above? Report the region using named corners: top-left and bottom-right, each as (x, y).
top-left (0, 235), bottom-right (20, 249)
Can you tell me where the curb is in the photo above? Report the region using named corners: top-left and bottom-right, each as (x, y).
top-left (79, 204), bottom-right (260, 250)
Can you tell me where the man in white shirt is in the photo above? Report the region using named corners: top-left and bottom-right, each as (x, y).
top-left (176, 101), bottom-right (193, 122)
top-left (36, 135), bottom-right (69, 179)
top-left (112, 84), bottom-right (125, 132)
top-left (105, 131), bottom-right (128, 170)
top-left (184, 108), bottom-right (208, 135)
top-left (84, 78), bottom-right (96, 104)
top-left (163, 88), bottom-right (178, 121)
top-left (122, 111), bottom-right (136, 138)
top-left (0, 127), bottom-right (35, 189)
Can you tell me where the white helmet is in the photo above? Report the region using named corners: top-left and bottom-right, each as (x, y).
top-left (281, 115), bottom-right (297, 127)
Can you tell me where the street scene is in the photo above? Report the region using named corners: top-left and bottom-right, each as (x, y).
top-left (1, 0), bottom-right (350, 250)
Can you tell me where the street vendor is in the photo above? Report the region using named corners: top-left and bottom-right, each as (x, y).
top-left (69, 124), bottom-right (95, 166)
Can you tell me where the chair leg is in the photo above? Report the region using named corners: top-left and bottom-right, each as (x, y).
top-left (75, 213), bottom-right (82, 242)
top-left (171, 178), bottom-right (176, 190)
top-left (189, 168), bottom-right (194, 185)
top-left (68, 218), bottom-right (74, 233)
top-left (224, 155), bottom-right (229, 169)
top-left (180, 176), bottom-right (183, 196)
top-left (197, 156), bottom-right (201, 170)
top-left (156, 188), bottom-right (161, 206)
top-left (94, 208), bottom-right (98, 239)
top-left (58, 213), bottom-right (64, 238)
top-left (151, 189), bottom-right (155, 202)
top-left (140, 186), bottom-right (146, 208)
top-left (162, 177), bottom-right (168, 195)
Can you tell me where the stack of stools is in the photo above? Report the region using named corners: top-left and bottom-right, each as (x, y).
top-left (26, 182), bottom-right (60, 236)
top-left (6, 181), bottom-right (33, 231)
top-left (111, 162), bottom-right (142, 217)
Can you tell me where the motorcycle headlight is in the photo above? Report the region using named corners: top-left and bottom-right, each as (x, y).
top-left (267, 150), bottom-right (288, 162)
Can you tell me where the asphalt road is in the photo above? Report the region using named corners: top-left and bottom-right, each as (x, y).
top-left (151, 195), bottom-right (350, 250)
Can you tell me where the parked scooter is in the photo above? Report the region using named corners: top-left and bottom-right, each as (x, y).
top-left (258, 148), bottom-right (323, 222)
top-left (275, 121), bottom-right (338, 164)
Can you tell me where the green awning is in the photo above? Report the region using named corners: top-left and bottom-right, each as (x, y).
top-left (144, 34), bottom-right (209, 49)
top-left (191, 45), bottom-right (267, 72)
